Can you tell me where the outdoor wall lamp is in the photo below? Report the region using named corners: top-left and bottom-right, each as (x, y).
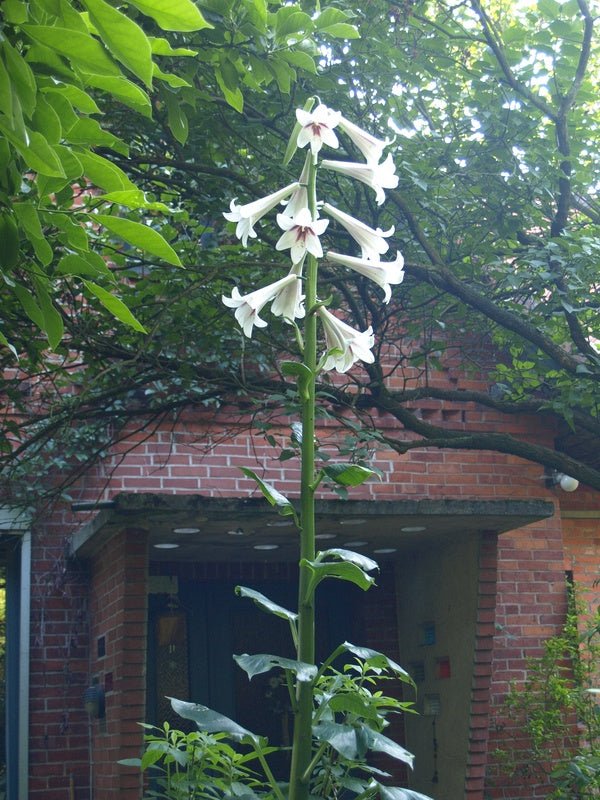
top-left (548, 470), bottom-right (580, 493)
top-left (83, 684), bottom-right (105, 719)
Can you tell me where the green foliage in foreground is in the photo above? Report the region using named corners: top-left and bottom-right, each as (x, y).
top-left (0, 0), bottom-right (356, 352)
top-left (124, 654), bottom-right (428, 800)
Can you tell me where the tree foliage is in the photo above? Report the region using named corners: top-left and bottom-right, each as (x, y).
top-left (1, 0), bottom-right (599, 498)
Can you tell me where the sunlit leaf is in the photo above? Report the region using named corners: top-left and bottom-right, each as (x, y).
top-left (127, 0), bottom-right (212, 32)
top-left (82, 0), bottom-right (154, 86)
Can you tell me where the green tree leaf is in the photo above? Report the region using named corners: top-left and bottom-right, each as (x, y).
top-left (93, 214), bottom-right (182, 266)
top-left (313, 721), bottom-right (365, 760)
top-left (126, 0), bottom-right (212, 32)
top-left (95, 190), bottom-right (170, 212)
top-left (67, 118), bottom-right (129, 155)
top-left (1, 40), bottom-right (37, 118)
top-left (57, 253), bottom-right (114, 280)
top-left (215, 67), bottom-right (244, 112)
top-left (34, 278), bottom-right (64, 350)
top-left (82, 0), bottom-right (154, 87)
top-left (0, 122), bottom-right (66, 177)
top-left (377, 785), bottom-right (433, 800)
top-left (367, 729), bottom-right (414, 766)
top-left (164, 89), bottom-right (189, 144)
top-left (83, 280), bottom-right (147, 332)
top-left (41, 83), bottom-right (101, 115)
top-left (316, 548), bottom-right (378, 574)
top-left (76, 151), bottom-right (137, 192)
top-left (13, 284), bottom-right (44, 330)
top-left (302, 559), bottom-right (376, 592)
top-left (31, 95), bottom-right (62, 144)
top-left (22, 25), bottom-right (121, 76)
top-left (81, 74), bottom-right (152, 116)
top-left (148, 37), bottom-right (197, 57)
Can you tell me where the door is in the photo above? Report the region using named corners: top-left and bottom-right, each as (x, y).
top-left (147, 575), bottom-right (363, 757)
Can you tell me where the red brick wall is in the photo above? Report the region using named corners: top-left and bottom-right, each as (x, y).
top-left (485, 511), bottom-right (568, 798)
top-left (28, 506), bottom-right (90, 799)
top-left (561, 486), bottom-right (600, 616)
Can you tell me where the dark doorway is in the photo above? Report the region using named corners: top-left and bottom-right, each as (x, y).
top-left (147, 572), bottom-right (363, 760)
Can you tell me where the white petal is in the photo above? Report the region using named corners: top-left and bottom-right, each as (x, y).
top-left (222, 286), bottom-right (243, 308)
top-left (275, 228), bottom-right (299, 252)
top-left (276, 213), bottom-right (296, 232)
top-left (312, 217), bottom-right (329, 236)
top-left (320, 126), bottom-right (340, 150)
top-left (327, 250), bottom-right (404, 303)
top-left (321, 158), bottom-right (398, 205)
top-left (305, 234), bottom-right (323, 259)
top-left (235, 218), bottom-right (255, 247)
top-left (294, 206), bottom-right (313, 227)
top-left (296, 108), bottom-right (312, 126)
top-left (223, 199), bottom-right (242, 222)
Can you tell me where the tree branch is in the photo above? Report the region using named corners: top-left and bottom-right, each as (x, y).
top-left (406, 260), bottom-right (600, 379)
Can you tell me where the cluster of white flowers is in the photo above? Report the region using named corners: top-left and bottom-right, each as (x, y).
top-left (222, 104), bottom-right (404, 373)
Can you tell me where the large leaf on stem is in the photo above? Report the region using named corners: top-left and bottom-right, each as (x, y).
top-left (303, 548), bottom-right (378, 594)
top-left (342, 642), bottom-right (412, 681)
top-left (234, 653), bottom-right (316, 682)
top-left (366, 729), bottom-right (414, 767)
top-left (377, 785), bottom-right (434, 800)
top-left (239, 467), bottom-right (296, 519)
top-left (169, 698), bottom-right (257, 743)
top-left (313, 721), bottom-right (368, 760)
top-left (236, 586), bottom-right (298, 624)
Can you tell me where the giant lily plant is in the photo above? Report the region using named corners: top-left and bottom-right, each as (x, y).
top-left (167, 101), bottom-right (431, 800)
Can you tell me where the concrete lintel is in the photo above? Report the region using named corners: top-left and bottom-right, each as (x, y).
top-left (70, 493), bottom-right (554, 560)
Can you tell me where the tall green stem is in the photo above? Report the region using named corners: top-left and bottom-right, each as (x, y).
top-left (288, 157), bottom-right (318, 800)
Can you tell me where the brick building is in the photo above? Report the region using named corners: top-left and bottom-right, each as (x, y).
top-left (1, 371), bottom-right (599, 800)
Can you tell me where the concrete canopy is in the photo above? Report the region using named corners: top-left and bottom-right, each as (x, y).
top-left (70, 493), bottom-right (554, 562)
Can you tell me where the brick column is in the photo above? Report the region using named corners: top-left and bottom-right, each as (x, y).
top-left (465, 532), bottom-right (498, 797)
top-left (89, 527), bottom-right (148, 800)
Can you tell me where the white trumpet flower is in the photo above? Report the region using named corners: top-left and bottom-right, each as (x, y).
top-left (317, 307), bottom-right (375, 373)
top-left (224, 183), bottom-right (299, 247)
top-left (338, 115), bottom-right (392, 164)
top-left (276, 207), bottom-right (329, 263)
top-left (327, 250), bottom-right (404, 303)
top-left (321, 154), bottom-right (399, 205)
top-left (296, 104), bottom-right (341, 156)
top-left (322, 203), bottom-right (394, 262)
top-left (222, 272), bottom-right (303, 338)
